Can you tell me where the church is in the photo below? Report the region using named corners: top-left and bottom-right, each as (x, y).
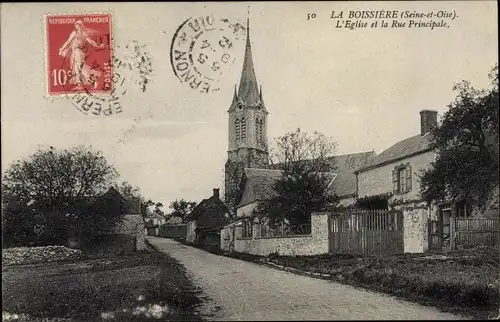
top-left (222, 18), bottom-right (375, 217)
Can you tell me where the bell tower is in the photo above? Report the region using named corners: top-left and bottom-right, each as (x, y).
top-left (224, 15), bottom-right (269, 214)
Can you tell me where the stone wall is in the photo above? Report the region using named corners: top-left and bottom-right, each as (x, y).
top-left (401, 207), bottom-right (430, 253)
top-left (159, 224), bottom-right (186, 239)
top-left (186, 221), bottom-right (197, 243)
top-left (112, 214), bottom-right (147, 250)
top-left (220, 212), bottom-right (329, 256)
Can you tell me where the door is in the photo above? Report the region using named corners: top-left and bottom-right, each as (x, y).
top-left (441, 208), bottom-right (451, 248)
top-left (428, 219), bottom-right (443, 251)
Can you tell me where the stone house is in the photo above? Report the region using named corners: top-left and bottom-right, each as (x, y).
top-left (354, 110), bottom-right (498, 252)
top-left (46, 187), bottom-right (148, 252)
top-left (185, 188), bottom-right (232, 246)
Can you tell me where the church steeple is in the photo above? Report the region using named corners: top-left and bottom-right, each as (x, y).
top-left (237, 16), bottom-right (260, 106)
top-left (225, 10), bottom-right (269, 215)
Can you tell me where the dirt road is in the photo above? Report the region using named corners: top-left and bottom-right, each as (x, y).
top-left (146, 237), bottom-right (463, 321)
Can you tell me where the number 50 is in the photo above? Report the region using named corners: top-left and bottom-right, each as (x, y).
top-left (51, 69), bottom-right (69, 86)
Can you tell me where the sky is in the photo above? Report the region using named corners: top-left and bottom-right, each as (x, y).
top-left (1, 1), bottom-right (498, 208)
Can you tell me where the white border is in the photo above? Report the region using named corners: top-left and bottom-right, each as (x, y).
top-left (42, 11), bottom-right (115, 101)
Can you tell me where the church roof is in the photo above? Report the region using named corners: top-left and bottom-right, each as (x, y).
top-left (237, 168), bottom-right (337, 208)
top-left (270, 151), bottom-right (375, 198)
top-left (237, 18), bottom-right (261, 107)
top-left (237, 151), bottom-right (376, 207)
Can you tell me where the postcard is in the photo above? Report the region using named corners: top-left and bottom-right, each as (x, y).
top-left (1, 2), bottom-right (498, 321)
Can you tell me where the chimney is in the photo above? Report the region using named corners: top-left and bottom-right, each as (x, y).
top-left (419, 110), bottom-right (438, 135)
top-left (213, 188), bottom-right (220, 198)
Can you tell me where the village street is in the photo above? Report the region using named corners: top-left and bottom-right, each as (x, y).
top-left (146, 237), bottom-right (462, 321)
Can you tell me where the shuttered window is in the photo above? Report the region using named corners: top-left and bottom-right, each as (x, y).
top-left (405, 165), bottom-right (412, 192)
top-left (241, 118), bottom-right (247, 141)
top-left (399, 169), bottom-right (406, 194)
top-left (392, 169), bottom-right (399, 193)
top-left (392, 163), bottom-right (412, 194)
top-left (235, 118), bottom-right (240, 141)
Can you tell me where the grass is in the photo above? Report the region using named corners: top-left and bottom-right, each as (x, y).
top-left (266, 246), bottom-right (500, 320)
top-left (2, 247), bottom-right (204, 321)
top-left (178, 237), bottom-right (499, 320)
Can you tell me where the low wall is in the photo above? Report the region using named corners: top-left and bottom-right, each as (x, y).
top-left (221, 212), bottom-right (329, 256)
top-left (112, 214), bottom-right (147, 250)
top-left (159, 224), bottom-right (186, 239)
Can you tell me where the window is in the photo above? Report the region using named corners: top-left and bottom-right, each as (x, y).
top-left (259, 119), bottom-right (264, 144)
top-left (235, 118), bottom-right (240, 141)
top-left (392, 163), bottom-right (412, 194)
top-left (456, 200), bottom-right (472, 218)
top-left (255, 119), bottom-right (260, 143)
top-left (241, 118), bottom-right (246, 141)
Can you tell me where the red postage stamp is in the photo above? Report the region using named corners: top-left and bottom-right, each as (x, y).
top-left (45, 13), bottom-right (113, 96)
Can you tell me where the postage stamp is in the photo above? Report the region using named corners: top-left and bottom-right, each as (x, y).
top-left (170, 15), bottom-right (246, 93)
top-left (45, 13), bottom-right (113, 96)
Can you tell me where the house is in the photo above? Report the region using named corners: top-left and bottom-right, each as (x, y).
top-left (143, 211), bottom-right (166, 236)
top-left (185, 188), bottom-right (232, 246)
top-left (355, 110), bottom-right (438, 210)
top-left (354, 110), bottom-right (498, 252)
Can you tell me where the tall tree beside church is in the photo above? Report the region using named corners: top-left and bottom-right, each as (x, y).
top-left (420, 65), bottom-right (499, 210)
top-left (259, 128), bottom-right (339, 226)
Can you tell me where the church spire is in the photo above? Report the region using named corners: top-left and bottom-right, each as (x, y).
top-left (237, 12), bottom-right (260, 106)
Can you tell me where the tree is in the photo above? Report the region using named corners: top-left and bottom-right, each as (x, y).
top-left (258, 128), bottom-right (339, 226)
top-left (154, 202), bottom-right (165, 219)
top-left (2, 145), bottom-right (119, 245)
top-left (168, 199), bottom-right (197, 223)
top-left (223, 159), bottom-right (245, 216)
top-left (420, 65), bottom-right (499, 211)
top-left (116, 181), bottom-right (153, 216)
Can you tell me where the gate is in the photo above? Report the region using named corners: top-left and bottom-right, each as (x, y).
top-left (428, 219), bottom-right (443, 251)
top-left (329, 210), bottom-right (404, 256)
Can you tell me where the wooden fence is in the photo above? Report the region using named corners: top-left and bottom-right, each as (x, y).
top-left (453, 218), bottom-right (499, 248)
top-left (329, 210), bottom-right (404, 256)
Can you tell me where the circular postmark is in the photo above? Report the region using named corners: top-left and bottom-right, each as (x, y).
top-left (170, 15), bottom-right (246, 93)
top-left (60, 40), bottom-right (153, 116)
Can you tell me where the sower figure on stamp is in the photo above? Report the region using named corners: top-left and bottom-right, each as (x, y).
top-left (58, 20), bottom-right (106, 90)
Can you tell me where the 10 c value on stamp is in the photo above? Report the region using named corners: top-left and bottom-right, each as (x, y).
top-left (45, 13), bottom-right (113, 97)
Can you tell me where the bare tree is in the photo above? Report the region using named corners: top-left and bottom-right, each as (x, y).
top-left (259, 128), bottom-right (339, 226)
